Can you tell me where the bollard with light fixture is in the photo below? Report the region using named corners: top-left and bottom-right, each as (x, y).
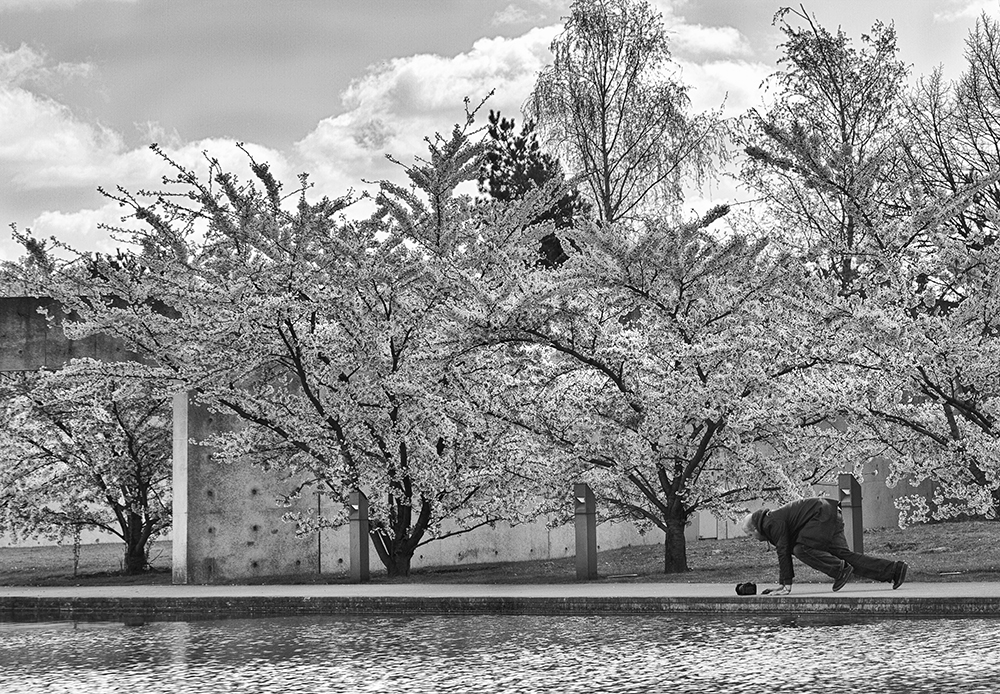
top-left (838, 472), bottom-right (864, 554)
top-left (349, 490), bottom-right (370, 583)
top-left (575, 482), bottom-right (598, 580)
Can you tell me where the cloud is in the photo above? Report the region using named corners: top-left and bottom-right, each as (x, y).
top-left (16, 203), bottom-right (139, 257)
top-left (295, 26), bottom-right (560, 197)
top-left (292, 13), bottom-right (758, 213)
top-left (511, 0), bottom-right (752, 59)
top-left (491, 3), bottom-right (544, 26)
top-left (0, 137), bottom-right (298, 262)
top-left (0, 43), bottom-right (300, 260)
top-left (0, 46), bottom-right (292, 188)
top-left (0, 12), bottom-right (766, 263)
top-left (521, 0), bottom-right (569, 9)
top-left (0, 43), bottom-right (92, 87)
top-left (646, 1), bottom-right (754, 60)
top-left (0, 45), bottom-right (124, 192)
top-left (133, 120), bottom-right (183, 150)
top-left (0, 84), bottom-right (130, 189)
top-left (347, 28), bottom-right (557, 117)
top-left (670, 24), bottom-right (752, 58)
top-left (933, 0), bottom-right (1000, 21)
top-left (676, 59), bottom-right (772, 117)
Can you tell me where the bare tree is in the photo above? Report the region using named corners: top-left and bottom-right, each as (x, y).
top-left (527, 0), bottom-right (725, 224)
top-left (740, 5), bottom-right (911, 296)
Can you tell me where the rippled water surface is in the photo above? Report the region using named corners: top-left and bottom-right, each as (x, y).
top-left (1, 614), bottom-right (999, 693)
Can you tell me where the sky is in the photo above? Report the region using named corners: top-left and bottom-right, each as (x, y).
top-left (0, 0), bottom-right (997, 262)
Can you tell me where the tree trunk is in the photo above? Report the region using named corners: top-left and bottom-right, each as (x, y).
top-left (121, 511), bottom-right (148, 575)
top-left (371, 528), bottom-right (419, 577)
top-left (384, 547), bottom-right (413, 578)
top-left (123, 545), bottom-right (147, 575)
top-left (370, 497), bottom-right (433, 578)
top-left (662, 509), bottom-right (689, 574)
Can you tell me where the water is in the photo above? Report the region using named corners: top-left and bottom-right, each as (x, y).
top-left (1, 614), bottom-right (998, 693)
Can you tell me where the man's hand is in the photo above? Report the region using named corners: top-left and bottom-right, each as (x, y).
top-left (761, 584), bottom-right (791, 596)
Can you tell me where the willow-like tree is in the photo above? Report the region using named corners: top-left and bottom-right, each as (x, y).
top-left (739, 5), bottom-right (912, 296)
top-left (0, 359), bottom-right (172, 574)
top-left (845, 14), bottom-right (1000, 522)
top-left (740, 7), bottom-right (1000, 523)
top-left (527, 0), bottom-right (725, 224)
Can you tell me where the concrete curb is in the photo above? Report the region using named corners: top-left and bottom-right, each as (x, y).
top-left (3, 594), bottom-right (1000, 622)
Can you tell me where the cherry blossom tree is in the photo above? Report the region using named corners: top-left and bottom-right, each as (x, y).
top-left (454, 202), bottom-right (851, 573)
top-left (0, 359), bottom-right (172, 574)
top-left (841, 15), bottom-right (1000, 522)
top-left (17, 115), bottom-right (547, 577)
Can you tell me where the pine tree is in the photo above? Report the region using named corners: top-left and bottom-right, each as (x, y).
top-left (478, 110), bottom-right (588, 266)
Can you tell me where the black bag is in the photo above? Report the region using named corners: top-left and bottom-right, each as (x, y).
top-left (735, 582), bottom-right (757, 596)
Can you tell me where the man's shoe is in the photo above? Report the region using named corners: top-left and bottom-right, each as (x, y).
top-left (833, 562), bottom-right (854, 591)
top-left (892, 561), bottom-right (908, 590)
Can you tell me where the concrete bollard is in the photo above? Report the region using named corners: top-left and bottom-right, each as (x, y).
top-left (575, 483), bottom-right (597, 580)
top-left (838, 473), bottom-right (864, 554)
top-left (171, 390), bottom-right (190, 585)
top-left (349, 490), bottom-right (370, 583)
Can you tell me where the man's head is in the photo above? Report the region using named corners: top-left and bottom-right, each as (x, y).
top-left (740, 509), bottom-right (768, 542)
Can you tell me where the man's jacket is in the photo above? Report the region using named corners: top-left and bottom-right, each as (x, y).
top-left (758, 497), bottom-right (839, 585)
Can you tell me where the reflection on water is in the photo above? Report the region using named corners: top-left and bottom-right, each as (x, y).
top-left (1, 614), bottom-right (998, 693)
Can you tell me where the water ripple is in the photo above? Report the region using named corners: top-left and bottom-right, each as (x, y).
top-left (1, 614), bottom-right (998, 693)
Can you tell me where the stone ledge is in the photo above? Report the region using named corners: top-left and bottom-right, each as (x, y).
top-left (2, 595), bottom-right (998, 622)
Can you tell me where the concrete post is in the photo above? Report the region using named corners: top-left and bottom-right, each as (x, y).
top-left (838, 472), bottom-right (864, 554)
top-left (171, 390), bottom-right (190, 584)
top-left (574, 483), bottom-right (597, 580)
top-left (349, 490), bottom-right (370, 583)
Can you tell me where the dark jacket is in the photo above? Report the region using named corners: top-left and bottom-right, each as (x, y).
top-left (757, 497), bottom-right (839, 585)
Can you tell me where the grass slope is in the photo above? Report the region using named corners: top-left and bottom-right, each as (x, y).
top-left (1, 521), bottom-right (997, 587)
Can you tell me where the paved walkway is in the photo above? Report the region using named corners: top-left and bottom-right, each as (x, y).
top-left (2, 580), bottom-right (999, 599)
top-left (3, 581), bottom-right (999, 621)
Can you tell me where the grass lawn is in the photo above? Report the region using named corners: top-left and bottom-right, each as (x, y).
top-left (1, 521), bottom-right (998, 587)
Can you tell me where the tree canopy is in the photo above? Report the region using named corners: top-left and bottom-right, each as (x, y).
top-left (11, 120), bottom-right (555, 577)
top-left (740, 7), bottom-right (1000, 523)
top-left (0, 359), bottom-right (172, 574)
top-left (478, 110), bottom-right (589, 265)
top-left (527, 0), bottom-right (726, 224)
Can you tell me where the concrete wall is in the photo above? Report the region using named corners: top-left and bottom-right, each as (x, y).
top-left (813, 458), bottom-right (936, 531)
top-left (0, 295), bottom-right (667, 578)
top-left (0, 296), bottom-right (136, 371)
top-left (854, 458), bottom-right (936, 529)
top-left (0, 296), bottom-right (139, 552)
top-left (172, 395), bottom-right (319, 583)
top-left (391, 517), bottom-right (662, 570)
top-left (313, 516), bottom-right (665, 576)
top-left (688, 510), bottom-right (747, 540)
top-left (172, 397), bottom-right (665, 581)
top-left (0, 297), bottom-right (321, 582)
